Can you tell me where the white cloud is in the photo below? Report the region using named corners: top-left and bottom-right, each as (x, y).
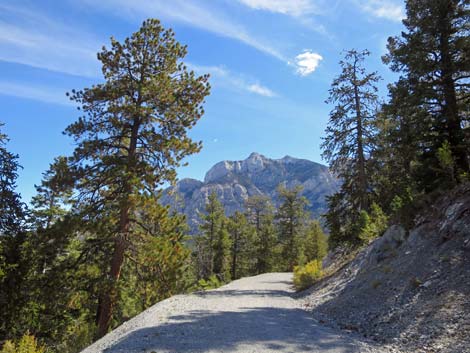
top-left (0, 3), bottom-right (101, 77)
top-left (189, 63), bottom-right (277, 97)
top-left (236, 0), bottom-right (333, 37)
top-left (247, 83), bottom-right (276, 97)
top-left (0, 81), bottom-right (72, 106)
top-left (356, 0), bottom-right (404, 22)
top-left (80, 0), bottom-right (286, 62)
top-left (237, 0), bottom-right (318, 17)
top-left (294, 51), bottom-right (323, 76)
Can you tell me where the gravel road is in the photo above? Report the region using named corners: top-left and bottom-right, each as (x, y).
top-left (81, 273), bottom-right (389, 353)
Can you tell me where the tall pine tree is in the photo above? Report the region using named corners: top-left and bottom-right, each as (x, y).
top-left (65, 19), bottom-right (210, 337)
top-left (0, 123), bottom-right (26, 341)
top-left (227, 211), bottom-right (254, 279)
top-left (276, 185), bottom-right (309, 270)
top-left (322, 49), bottom-right (381, 212)
top-left (196, 192), bottom-right (228, 280)
top-left (383, 0), bottom-right (470, 182)
top-left (322, 50), bottom-right (381, 247)
top-left (245, 195), bottom-right (276, 274)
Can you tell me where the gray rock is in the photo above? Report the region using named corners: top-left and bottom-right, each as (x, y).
top-left (368, 225), bottom-right (406, 265)
top-left (162, 152), bottom-right (339, 233)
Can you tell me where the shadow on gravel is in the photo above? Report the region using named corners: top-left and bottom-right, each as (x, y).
top-left (260, 280), bottom-right (294, 287)
top-left (103, 307), bottom-right (361, 353)
top-left (194, 289), bottom-right (292, 298)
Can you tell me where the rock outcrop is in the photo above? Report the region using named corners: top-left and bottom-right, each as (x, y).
top-left (162, 152), bottom-right (339, 232)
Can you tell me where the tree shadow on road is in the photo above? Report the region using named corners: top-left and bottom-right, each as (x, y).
top-left (103, 307), bottom-right (364, 353)
top-left (194, 289), bottom-right (292, 298)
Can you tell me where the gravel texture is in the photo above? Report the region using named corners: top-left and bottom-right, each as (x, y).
top-left (81, 273), bottom-right (391, 353)
top-left (300, 184), bottom-right (470, 353)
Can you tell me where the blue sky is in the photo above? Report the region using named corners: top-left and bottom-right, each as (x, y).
top-left (0, 0), bottom-right (405, 202)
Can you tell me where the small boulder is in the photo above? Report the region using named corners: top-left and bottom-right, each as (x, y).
top-left (369, 225), bottom-right (406, 264)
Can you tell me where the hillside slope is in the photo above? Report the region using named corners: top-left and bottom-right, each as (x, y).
top-left (301, 184), bottom-right (470, 353)
top-left (162, 152), bottom-right (339, 232)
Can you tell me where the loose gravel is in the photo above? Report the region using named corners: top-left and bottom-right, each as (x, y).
top-left (81, 273), bottom-right (391, 353)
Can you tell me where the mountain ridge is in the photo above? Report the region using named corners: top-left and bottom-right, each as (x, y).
top-left (162, 152), bottom-right (339, 232)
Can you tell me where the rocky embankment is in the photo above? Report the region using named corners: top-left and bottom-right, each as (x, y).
top-left (300, 184), bottom-right (470, 353)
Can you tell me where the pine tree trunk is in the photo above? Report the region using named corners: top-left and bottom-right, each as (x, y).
top-left (354, 82), bottom-right (368, 210)
top-left (438, 3), bottom-right (469, 174)
top-left (96, 118), bottom-right (140, 338)
top-left (209, 219), bottom-right (214, 275)
top-left (231, 234), bottom-right (238, 280)
top-left (255, 210), bottom-right (262, 274)
top-left (96, 226), bottom-right (127, 338)
top-left (289, 212), bottom-right (295, 271)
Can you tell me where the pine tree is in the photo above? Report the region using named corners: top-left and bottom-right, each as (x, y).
top-left (245, 195), bottom-right (271, 234)
top-left (370, 82), bottom-right (424, 211)
top-left (31, 156), bottom-right (72, 229)
top-left (0, 124), bottom-right (24, 235)
top-left (64, 19), bottom-right (210, 337)
top-left (245, 196), bottom-right (276, 274)
top-left (197, 192), bottom-right (227, 279)
top-left (118, 196), bottom-right (190, 314)
top-left (321, 49), bottom-right (381, 247)
top-left (2, 158), bottom-right (95, 349)
top-left (322, 49), bottom-right (381, 212)
top-left (303, 220), bottom-right (328, 262)
top-left (212, 219), bottom-right (231, 282)
top-left (383, 0), bottom-right (470, 181)
top-left (227, 211), bottom-right (254, 279)
top-left (276, 185), bottom-right (310, 270)
top-left (324, 192), bottom-right (351, 248)
top-left (0, 124), bottom-right (29, 342)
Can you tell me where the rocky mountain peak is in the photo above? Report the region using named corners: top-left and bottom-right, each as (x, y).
top-left (204, 152), bottom-right (269, 183)
top-left (280, 155), bottom-right (297, 163)
top-left (163, 153), bottom-right (339, 232)
top-left (204, 160), bottom-right (235, 183)
top-left (242, 152), bottom-right (267, 173)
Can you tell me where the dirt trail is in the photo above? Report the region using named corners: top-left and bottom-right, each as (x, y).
top-left (81, 273), bottom-right (390, 353)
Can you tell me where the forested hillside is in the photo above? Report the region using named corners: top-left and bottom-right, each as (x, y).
top-left (322, 0), bottom-right (469, 250)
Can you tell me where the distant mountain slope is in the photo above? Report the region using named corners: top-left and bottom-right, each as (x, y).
top-left (162, 152), bottom-right (339, 232)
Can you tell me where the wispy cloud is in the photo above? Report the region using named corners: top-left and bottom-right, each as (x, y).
top-left (247, 83), bottom-right (276, 97)
top-left (355, 0), bottom-right (404, 22)
top-left (0, 1), bottom-right (325, 82)
top-left (0, 81), bottom-right (72, 106)
top-left (236, 0), bottom-right (332, 37)
top-left (79, 0), bottom-right (286, 62)
top-left (236, 0), bottom-right (319, 17)
top-left (189, 63), bottom-right (277, 97)
top-left (294, 51), bottom-right (323, 76)
top-left (0, 3), bottom-right (101, 77)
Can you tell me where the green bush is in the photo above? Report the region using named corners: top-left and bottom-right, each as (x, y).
top-left (358, 203), bottom-right (388, 243)
top-left (437, 141), bottom-right (455, 186)
top-left (194, 275), bottom-right (222, 291)
top-left (293, 260), bottom-right (323, 291)
top-left (1, 334), bottom-right (46, 353)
